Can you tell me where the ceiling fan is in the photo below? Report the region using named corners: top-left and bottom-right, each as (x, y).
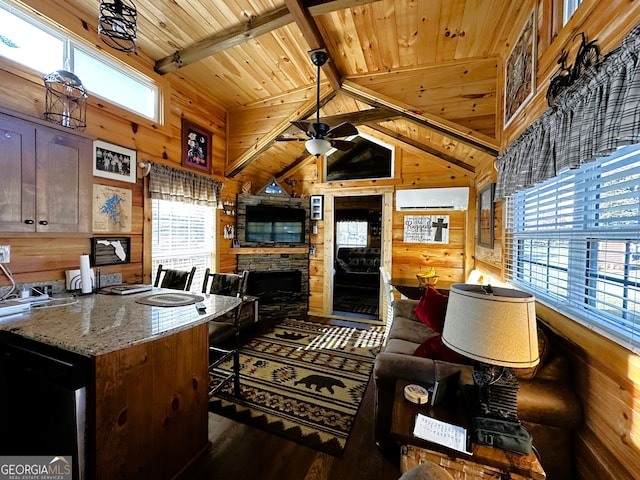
top-left (276, 50), bottom-right (358, 157)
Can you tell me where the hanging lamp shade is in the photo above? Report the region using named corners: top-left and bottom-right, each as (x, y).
top-left (43, 70), bottom-right (88, 131)
top-left (305, 138), bottom-right (331, 157)
top-left (98, 0), bottom-right (137, 53)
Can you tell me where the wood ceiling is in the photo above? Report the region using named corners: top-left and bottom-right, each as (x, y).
top-left (64, 0), bottom-right (526, 184)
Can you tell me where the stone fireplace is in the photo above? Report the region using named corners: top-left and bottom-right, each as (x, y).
top-left (238, 254), bottom-right (308, 319)
top-left (234, 194), bottom-right (310, 320)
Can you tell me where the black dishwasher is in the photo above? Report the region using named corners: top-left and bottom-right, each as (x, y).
top-left (0, 332), bottom-right (90, 480)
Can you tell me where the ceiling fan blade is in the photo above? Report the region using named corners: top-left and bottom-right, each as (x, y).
top-left (326, 122), bottom-right (358, 138)
top-left (275, 137), bottom-right (306, 142)
top-left (329, 139), bottom-right (356, 151)
top-left (291, 121), bottom-right (313, 135)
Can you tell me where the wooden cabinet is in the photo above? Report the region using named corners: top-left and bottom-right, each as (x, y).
top-left (0, 111), bottom-right (92, 233)
top-left (93, 323), bottom-right (209, 480)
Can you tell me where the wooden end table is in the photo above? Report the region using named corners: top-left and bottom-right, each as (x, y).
top-left (391, 380), bottom-right (546, 480)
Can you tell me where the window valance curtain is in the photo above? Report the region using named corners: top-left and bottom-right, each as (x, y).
top-left (496, 23), bottom-right (640, 199)
top-left (149, 163), bottom-right (222, 206)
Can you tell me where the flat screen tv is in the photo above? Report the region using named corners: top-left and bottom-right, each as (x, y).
top-left (245, 205), bottom-right (305, 244)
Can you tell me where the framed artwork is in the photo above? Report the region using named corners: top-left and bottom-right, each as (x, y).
top-left (91, 236), bottom-right (131, 266)
top-left (504, 10), bottom-right (536, 127)
top-left (93, 184), bottom-right (132, 233)
top-left (93, 140), bottom-right (137, 183)
top-left (477, 184), bottom-right (495, 249)
top-left (181, 118), bottom-right (212, 174)
top-left (310, 195), bottom-right (323, 220)
top-left (403, 215), bottom-right (450, 244)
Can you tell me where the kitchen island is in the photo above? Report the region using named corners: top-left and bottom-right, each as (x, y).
top-left (0, 289), bottom-right (241, 480)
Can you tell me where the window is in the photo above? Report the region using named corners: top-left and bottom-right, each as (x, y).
top-left (0, 0), bottom-right (158, 121)
top-left (336, 221), bottom-right (368, 248)
top-left (152, 199), bottom-right (215, 289)
top-left (506, 144), bottom-right (640, 353)
top-left (563, 0), bottom-right (583, 25)
top-left (325, 134), bottom-right (394, 182)
top-left (72, 47), bottom-right (157, 120)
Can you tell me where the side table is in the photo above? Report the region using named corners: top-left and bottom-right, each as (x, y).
top-left (391, 380), bottom-right (545, 480)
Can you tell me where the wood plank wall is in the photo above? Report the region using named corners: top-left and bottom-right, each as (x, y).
top-left (0, 1), bottom-right (237, 289)
top-left (293, 142), bottom-right (474, 316)
top-left (3, 1), bottom-right (640, 478)
top-left (474, 1), bottom-right (640, 478)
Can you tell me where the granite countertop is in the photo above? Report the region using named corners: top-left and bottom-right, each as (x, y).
top-left (0, 288), bottom-right (242, 357)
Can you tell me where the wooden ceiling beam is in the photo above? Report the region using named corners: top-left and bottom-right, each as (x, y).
top-left (155, 6), bottom-right (291, 74)
top-left (275, 150), bottom-right (314, 179)
top-left (340, 80), bottom-right (500, 156)
top-left (155, 0), bottom-right (379, 75)
top-left (283, 0), bottom-right (341, 92)
top-left (365, 124), bottom-right (476, 174)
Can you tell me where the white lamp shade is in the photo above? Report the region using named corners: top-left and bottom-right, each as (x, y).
top-left (305, 138), bottom-right (331, 157)
top-left (442, 284), bottom-right (539, 368)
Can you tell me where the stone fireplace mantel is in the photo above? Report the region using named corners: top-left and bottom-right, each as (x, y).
top-left (230, 247), bottom-right (308, 255)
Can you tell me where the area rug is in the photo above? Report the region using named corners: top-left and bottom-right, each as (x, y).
top-left (208, 318), bottom-right (385, 457)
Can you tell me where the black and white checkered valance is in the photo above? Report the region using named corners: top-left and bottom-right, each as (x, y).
top-left (496, 23), bottom-right (640, 199)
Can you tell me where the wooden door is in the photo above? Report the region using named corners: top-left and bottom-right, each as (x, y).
top-left (0, 115), bottom-right (36, 232)
top-left (35, 126), bottom-right (92, 233)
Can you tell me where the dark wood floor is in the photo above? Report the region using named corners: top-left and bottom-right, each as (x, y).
top-left (177, 316), bottom-right (401, 480)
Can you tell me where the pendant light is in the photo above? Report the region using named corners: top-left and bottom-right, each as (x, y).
top-left (98, 0), bottom-right (137, 53)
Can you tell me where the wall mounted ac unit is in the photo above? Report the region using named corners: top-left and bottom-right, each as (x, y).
top-left (396, 187), bottom-right (469, 211)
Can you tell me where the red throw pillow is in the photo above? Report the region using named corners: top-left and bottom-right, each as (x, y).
top-left (414, 286), bottom-right (448, 333)
top-left (414, 334), bottom-right (466, 363)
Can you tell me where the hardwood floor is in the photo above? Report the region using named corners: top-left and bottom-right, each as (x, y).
top-left (176, 316), bottom-right (401, 480)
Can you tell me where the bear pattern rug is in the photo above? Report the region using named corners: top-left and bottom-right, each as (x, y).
top-left (208, 318), bottom-right (385, 457)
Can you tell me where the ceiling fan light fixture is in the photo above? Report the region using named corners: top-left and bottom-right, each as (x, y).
top-left (305, 138), bottom-right (331, 157)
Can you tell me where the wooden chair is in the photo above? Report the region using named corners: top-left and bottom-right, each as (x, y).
top-left (153, 264), bottom-right (196, 291)
top-left (206, 270), bottom-right (249, 398)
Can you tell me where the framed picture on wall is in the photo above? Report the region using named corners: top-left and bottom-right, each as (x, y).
top-left (93, 140), bottom-right (137, 184)
top-left (181, 118), bottom-right (212, 174)
top-left (477, 184), bottom-right (495, 249)
top-left (310, 195), bottom-right (323, 220)
top-left (91, 236), bottom-right (131, 266)
top-left (504, 10), bottom-right (536, 127)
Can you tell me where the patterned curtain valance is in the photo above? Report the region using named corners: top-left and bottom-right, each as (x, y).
top-left (149, 163), bottom-right (222, 206)
top-left (496, 23), bottom-right (640, 199)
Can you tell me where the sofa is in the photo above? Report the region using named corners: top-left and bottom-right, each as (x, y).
top-left (374, 296), bottom-right (583, 480)
top-left (334, 247), bottom-right (381, 291)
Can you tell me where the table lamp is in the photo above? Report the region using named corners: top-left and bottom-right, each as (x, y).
top-left (441, 283), bottom-right (539, 454)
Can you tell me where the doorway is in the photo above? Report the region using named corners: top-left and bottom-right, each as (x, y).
top-left (332, 195), bottom-right (383, 320)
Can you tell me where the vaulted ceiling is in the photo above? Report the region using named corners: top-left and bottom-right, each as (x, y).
top-left (63, 0), bottom-right (529, 184)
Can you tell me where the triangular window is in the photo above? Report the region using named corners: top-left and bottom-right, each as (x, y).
top-left (256, 177), bottom-right (290, 196)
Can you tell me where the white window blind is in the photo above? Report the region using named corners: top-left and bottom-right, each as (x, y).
top-left (152, 198), bottom-right (214, 289)
top-left (506, 144), bottom-right (640, 353)
top-left (563, 0), bottom-right (583, 25)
